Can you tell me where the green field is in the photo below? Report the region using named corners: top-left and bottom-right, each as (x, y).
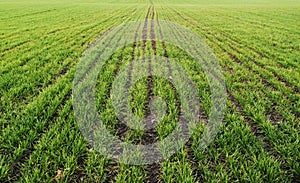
top-left (1, 0), bottom-right (299, 182)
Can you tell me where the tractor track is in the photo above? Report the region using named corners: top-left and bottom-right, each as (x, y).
top-left (144, 6), bottom-right (162, 183)
top-left (156, 6), bottom-right (207, 182)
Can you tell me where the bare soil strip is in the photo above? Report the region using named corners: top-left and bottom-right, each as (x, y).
top-left (113, 21), bottom-right (143, 139)
top-left (143, 6), bottom-right (162, 183)
top-left (156, 6), bottom-right (208, 182)
top-left (103, 19), bottom-right (143, 183)
top-left (143, 5), bottom-right (159, 145)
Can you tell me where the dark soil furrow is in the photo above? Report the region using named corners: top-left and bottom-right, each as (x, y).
top-left (113, 22), bottom-right (143, 140)
top-left (143, 5), bottom-right (159, 145)
top-left (89, 24), bottom-right (135, 183)
top-left (144, 6), bottom-right (161, 183)
top-left (102, 13), bottom-right (144, 183)
top-left (158, 7), bottom-right (206, 182)
top-left (144, 162), bottom-right (161, 183)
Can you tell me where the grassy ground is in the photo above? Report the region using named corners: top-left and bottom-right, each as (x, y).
top-left (0, 0), bottom-right (299, 182)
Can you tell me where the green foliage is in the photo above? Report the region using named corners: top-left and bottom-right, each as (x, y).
top-left (0, 0), bottom-right (299, 182)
